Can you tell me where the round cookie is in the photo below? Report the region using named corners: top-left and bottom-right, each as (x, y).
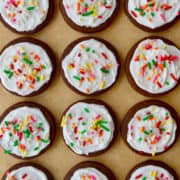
top-left (60, 99), bottom-right (118, 156)
top-left (126, 160), bottom-right (178, 180)
top-left (64, 161), bottom-right (116, 180)
top-left (125, 36), bottom-right (180, 97)
top-left (0, 0), bottom-right (54, 34)
top-left (2, 162), bottom-right (54, 180)
top-left (125, 0), bottom-right (180, 32)
top-left (61, 37), bottom-right (120, 96)
top-left (122, 100), bottom-right (179, 156)
top-left (0, 37), bottom-right (56, 97)
top-left (0, 102), bottom-right (56, 159)
top-left (60, 0), bottom-right (120, 33)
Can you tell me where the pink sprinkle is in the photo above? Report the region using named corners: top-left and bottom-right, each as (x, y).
top-left (160, 14), bottom-right (166, 22)
top-left (29, 115), bottom-right (36, 122)
top-left (101, 52), bottom-right (108, 59)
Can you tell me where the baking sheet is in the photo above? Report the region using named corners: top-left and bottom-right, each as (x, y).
top-left (0, 0), bottom-right (180, 179)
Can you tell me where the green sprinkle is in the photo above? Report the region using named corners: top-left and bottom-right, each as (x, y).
top-left (21, 52), bottom-right (26, 56)
top-left (81, 130), bottom-right (87, 134)
top-left (34, 147), bottom-right (39, 151)
top-left (13, 140), bottom-right (18, 147)
top-left (147, 62), bottom-right (152, 70)
top-left (150, 12), bottom-right (155, 17)
top-left (4, 150), bottom-right (11, 154)
top-left (9, 132), bottom-right (13, 137)
top-left (165, 81), bottom-right (170, 86)
top-left (41, 139), bottom-right (49, 143)
top-left (85, 47), bottom-right (90, 52)
top-left (82, 11), bottom-right (94, 16)
top-left (92, 50), bottom-right (96, 53)
top-left (23, 130), bottom-right (30, 138)
top-left (37, 122), bottom-right (43, 129)
top-left (95, 120), bottom-right (108, 126)
top-left (135, 8), bottom-right (141, 12)
top-left (73, 75), bottom-right (80, 81)
top-left (100, 68), bottom-right (110, 74)
top-left (14, 124), bottom-right (19, 131)
top-left (144, 131), bottom-right (149, 135)
top-left (161, 128), bottom-right (166, 132)
top-left (142, 177), bottom-right (147, 180)
top-left (141, 12), bottom-right (146, 16)
top-left (3, 69), bottom-right (13, 79)
top-left (100, 125), bottom-right (110, 132)
top-left (22, 58), bottom-right (33, 65)
top-left (143, 114), bottom-right (153, 121)
top-left (27, 6), bottom-right (35, 10)
top-left (84, 108), bottom-right (89, 113)
top-left (163, 61), bottom-right (167, 68)
top-left (69, 142), bottom-right (74, 147)
top-left (42, 65), bottom-right (46, 69)
top-left (36, 76), bottom-right (40, 82)
top-left (4, 121), bottom-right (8, 126)
top-left (82, 122), bottom-right (86, 126)
top-left (138, 137), bottom-right (142, 142)
top-left (152, 59), bottom-right (156, 65)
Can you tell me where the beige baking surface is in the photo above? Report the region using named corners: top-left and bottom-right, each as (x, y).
top-left (0, 0), bottom-right (179, 179)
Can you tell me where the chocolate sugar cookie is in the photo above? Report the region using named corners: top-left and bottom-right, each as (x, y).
top-left (122, 100), bottom-right (179, 156)
top-left (60, 0), bottom-right (120, 33)
top-left (125, 0), bottom-right (180, 32)
top-left (2, 162), bottom-right (54, 180)
top-left (0, 0), bottom-right (54, 34)
top-left (60, 99), bottom-right (118, 156)
top-left (64, 161), bottom-right (116, 180)
top-left (0, 102), bottom-right (56, 159)
top-left (126, 160), bottom-right (178, 180)
top-left (61, 37), bottom-right (120, 96)
top-left (125, 36), bottom-right (180, 97)
top-left (0, 37), bottom-right (56, 97)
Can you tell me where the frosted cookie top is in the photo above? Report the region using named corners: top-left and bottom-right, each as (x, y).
top-left (129, 38), bottom-right (180, 94)
top-left (62, 38), bottom-right (119, 95)
top-left (61, 102), bottom-right (115, 155)
top-left (129, 165), bottom-right (174, 180)
top-left (0, 0), bottom-right (49, 32)
top-left (5, 166), bottom-right (48, 180)
top-left (62, 0), bottom-right (116, 28)
top-left (128, 0), bottom-right (180, 29)
top-left (0, 106), bottom-right (50, 158)
top-left (127, 105), bottom-right (177, 155)
top-left (0, 42), bottom-right (53, 96)
top-left (71, 167), bottom-right (108, 180)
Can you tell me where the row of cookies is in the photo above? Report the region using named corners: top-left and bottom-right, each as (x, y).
top-left (0, 0), bottom-right (179, 33)
top-left (0, 99), bottom-right (179, 158)
top-left (0, 36), bottom-right (179, 97)
top-left (1, 160), bottom-right (178, 179)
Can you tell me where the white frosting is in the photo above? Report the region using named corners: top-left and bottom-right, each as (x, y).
top-left (128, 0), bottom-right (180, 29)
top-left (61, 102), bottom-right (114, 155)
top-left (130, 39), bottom-right (180, 94)
top-left (62, 0), bottom-right (116, 28)
top-left (0, 106), bottom-right (50, 158)
top-left (0, 0), bottom-right (49, 32)
top-left (62, 39), bottom-right (119, 94)
top-left (129, 165), bottom-right (174, 180)
top-left (71, 168), bottom-right (108, 180)
top-left (127, 105), bottom-right (177, 154)
top-left (0, 42), bottom-right (53, 96)
top-left (6, 166), bottom-right (48, 180)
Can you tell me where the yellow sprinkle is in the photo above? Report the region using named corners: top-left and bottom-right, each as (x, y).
top-left (84, 63), bottom-right (90, 71)
top-left (152, 151), bottom-right (156, 157)
top-left (40, 75), bottom-right (45, 81)
top-left (61, 116), bottom-right (66, 127)
top-left (99, 81), bottom-right (105, 89)
top-left (141, 53), bottom-right (146, 60)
